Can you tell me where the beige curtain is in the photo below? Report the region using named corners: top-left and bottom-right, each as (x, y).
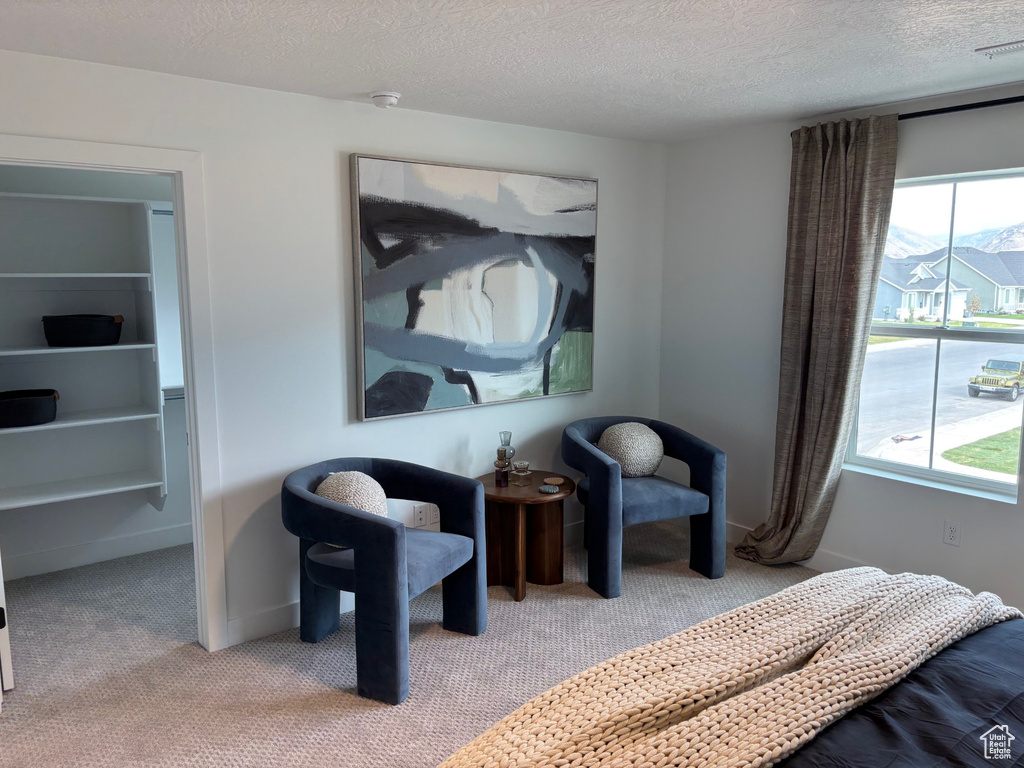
top-left (736, 115), bottom-right (898, 565)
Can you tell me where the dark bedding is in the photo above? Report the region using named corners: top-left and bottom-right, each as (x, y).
top-left (778, 618), bottom-right (1024, 767)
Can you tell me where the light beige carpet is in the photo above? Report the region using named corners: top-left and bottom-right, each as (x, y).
top-left (0, 523), bottom-right (814, 768)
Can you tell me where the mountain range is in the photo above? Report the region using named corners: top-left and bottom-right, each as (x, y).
top-left (953, 227), bottom-right (1005, 249)
top-left (884, 220), bottom-right (1024, 258)
top-left (979, 222), bottom-right (1024, 252)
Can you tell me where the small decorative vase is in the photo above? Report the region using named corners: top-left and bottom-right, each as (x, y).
top-left (498, 431), bottom-right (516, 460)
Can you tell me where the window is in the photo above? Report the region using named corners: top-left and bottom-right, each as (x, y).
top-left (848, 171), bottom-right (1024, 498)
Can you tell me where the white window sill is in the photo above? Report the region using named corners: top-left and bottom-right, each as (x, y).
top-left (842, 460), bottom-right (1018, 505)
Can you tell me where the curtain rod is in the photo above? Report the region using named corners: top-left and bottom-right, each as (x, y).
top-left (899, 94), bottom-right (1024, 121)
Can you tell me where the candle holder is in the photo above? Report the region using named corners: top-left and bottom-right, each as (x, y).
top-left (511, 460), bottom-right (532, 486)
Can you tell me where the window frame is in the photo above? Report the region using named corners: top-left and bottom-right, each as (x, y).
top-left (844, 170), bottom-right (1024, 501)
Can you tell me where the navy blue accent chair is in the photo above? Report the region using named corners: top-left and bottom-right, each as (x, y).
top-left (281, 458), bottom-right (487, 704)
top-left (561, 417), bottom-right (726, 598)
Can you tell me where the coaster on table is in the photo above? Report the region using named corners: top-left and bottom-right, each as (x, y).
top-left (539, 484), bottom-right (560, 494)
top-left (543, 476), bottom-right (564, 486)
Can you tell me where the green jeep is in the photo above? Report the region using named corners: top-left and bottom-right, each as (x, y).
top-left (968, 357), bottom-right (1024, 401)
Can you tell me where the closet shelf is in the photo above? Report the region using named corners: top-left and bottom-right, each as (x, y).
top-left (0, 196), bottom-right (168, 511)
top-left (0, 406), bottom-right (159, 435)
top-left (0, 343), bottom-right (155, 358)
top-left (0, 470), bottom-right (164, 511)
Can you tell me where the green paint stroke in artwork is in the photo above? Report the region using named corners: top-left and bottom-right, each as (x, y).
top-left (548, 331), bottom-right (593, 394)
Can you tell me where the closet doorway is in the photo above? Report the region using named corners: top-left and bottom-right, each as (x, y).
top-left (0, 136), bottom-right (225, 713)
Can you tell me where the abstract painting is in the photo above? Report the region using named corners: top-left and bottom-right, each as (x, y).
top-left (351, 155), bottom-right (597, 420)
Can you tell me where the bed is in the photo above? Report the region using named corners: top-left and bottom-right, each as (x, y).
top-left (440, 568), bottom-right (1023, 767)
top-left (778, 617), bottom-right (1024, 767)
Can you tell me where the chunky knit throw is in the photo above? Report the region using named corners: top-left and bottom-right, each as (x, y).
top-left (440, 568), bottom-right (1021, 768)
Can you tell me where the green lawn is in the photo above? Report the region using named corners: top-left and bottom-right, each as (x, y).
top-left (868, 335), bottom-right (904, 345)
top-left (941, 427), bottom-right (1021, 475)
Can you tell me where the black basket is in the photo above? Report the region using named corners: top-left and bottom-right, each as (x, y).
top-left (0, 389), bottom-right (60, 428)
top-left (42, 314), bottom-right (124, 347)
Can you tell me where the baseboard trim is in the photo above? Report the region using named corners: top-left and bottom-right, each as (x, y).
top-left (726, 521), bottom-right (750, 545)
top-left (800, 548), bottom-right (872, 573)
top-left (564, 519), bottom-right (584, 548)
top-left (226, 601), bottom-right (300, 648)
top-left (3, 523), bottom-right (194, 580)
top-left (224, 593), bottom-right (355, 648)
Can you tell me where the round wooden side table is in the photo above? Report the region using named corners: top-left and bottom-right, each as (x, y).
top-left (476, 471), bottom-right (575, 602)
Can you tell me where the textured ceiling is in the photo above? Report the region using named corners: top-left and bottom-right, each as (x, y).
top-left (0, 1), bottom-right (1022, 141)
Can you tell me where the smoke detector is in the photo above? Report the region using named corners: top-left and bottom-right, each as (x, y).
top-left (370, 91), bottom-right (401, 109)
top-left (975, 40), bottom-right (1024, 59)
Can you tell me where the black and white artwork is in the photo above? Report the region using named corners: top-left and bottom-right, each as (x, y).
top-left (352, 155), bottom-right (597, 420)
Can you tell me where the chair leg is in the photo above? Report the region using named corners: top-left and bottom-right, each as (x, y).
top-left (354, 587), bottom-right (410, 704)
top-left (582, 506), bottom-right (589, 551)
top-left (587, 512), bottom-right (622, 599)
top-left (442, 552), bottom-right (487, 636)
top-left (689, 509), bottom-right (726, 579)
top-left (299, 540), bottom-right (340, 643)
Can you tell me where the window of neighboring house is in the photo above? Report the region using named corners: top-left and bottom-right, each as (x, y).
top-left (848, 170), bottom-right (1024, 499)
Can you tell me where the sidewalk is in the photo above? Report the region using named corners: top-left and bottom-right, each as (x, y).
top-left (865, 338), bottom-right (933, 352)
top-left (867, 403), bottom-right (1022, 482)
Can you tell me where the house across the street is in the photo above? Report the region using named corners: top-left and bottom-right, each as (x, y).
top-left (929, 247), bottom-right (1024, 314)
top-left (874, 256), bottom-right (968, 321)
top-left (874, 247), bottom-right (1024, 321)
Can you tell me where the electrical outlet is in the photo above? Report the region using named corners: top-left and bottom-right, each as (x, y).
top-left (428, 505), bottom-right (440, 526)
top-left (943, 520), bottom-right (961, 547)
top-left (413, 503), bottom-right (427, 528)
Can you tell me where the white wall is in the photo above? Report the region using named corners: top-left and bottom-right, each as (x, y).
top-left (0, 50), bottom-right (666, 638)
top-left (661, 85), bottom-right (1024, 609)
top-left (660, 122), bottom-right (792, 531)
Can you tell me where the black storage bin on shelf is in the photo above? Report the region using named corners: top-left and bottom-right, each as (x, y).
top-left (42, 314), bottom-right (124, 347)
top-left (0, 389), bottom-right (60, 428)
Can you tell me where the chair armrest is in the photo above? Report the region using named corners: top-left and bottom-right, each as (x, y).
top-left (561, 424), bottom-right (622, 485)
top-left (371, 459), bottom-right (484, 542)
top-left (562, 424), bottom-right (623, 524)
top-left (281, 478), bottom-right (404, 551)
top-left (650, 421), bottom-right (726, 500)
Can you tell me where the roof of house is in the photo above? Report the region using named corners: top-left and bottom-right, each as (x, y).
top-left (998, 251), bottom-right (1024, 284)
top-left (922, 247), bottom-right (1024, 287)
top-left (880, 256), bottom-right (966, 292)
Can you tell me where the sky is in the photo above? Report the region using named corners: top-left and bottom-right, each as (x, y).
top-left (890, 175), bottom-right (1024, 237)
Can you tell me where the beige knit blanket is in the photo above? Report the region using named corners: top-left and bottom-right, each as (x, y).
top-left (441, 567), bottom-right (1021, 768)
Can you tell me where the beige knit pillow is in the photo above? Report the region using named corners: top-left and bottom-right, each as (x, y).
top-left (597, 422), bottom-right (664, 477)
top-left (315, 471), bottom-right (388, 515)
top-left (315, 471), bottom-right (388, 547)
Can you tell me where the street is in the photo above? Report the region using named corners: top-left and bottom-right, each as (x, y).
top-left (856, 338), bottom-right (1024, 454)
